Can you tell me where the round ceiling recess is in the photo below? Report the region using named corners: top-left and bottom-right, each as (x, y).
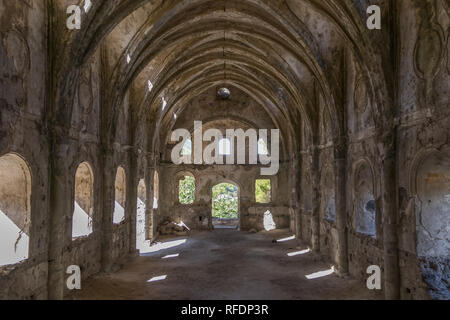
top-left (217, 87), bottom-right (231, 100)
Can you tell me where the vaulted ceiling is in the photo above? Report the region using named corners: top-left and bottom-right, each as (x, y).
top-left (53, 0), bottom-right (393, 155)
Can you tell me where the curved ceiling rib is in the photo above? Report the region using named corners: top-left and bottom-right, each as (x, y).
top-left (102, 5), bottom-right (340, 145)
top-left (56, 0), bottom-right (391, 158)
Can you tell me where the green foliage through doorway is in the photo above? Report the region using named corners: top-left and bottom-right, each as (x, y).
top-left (212, 183), bottom-right (239, 219)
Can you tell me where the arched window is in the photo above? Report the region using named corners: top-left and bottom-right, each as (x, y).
top-left (181, 138), bottom-right (192, 156)
top-left (219, 138), bottom-right (231, 155)
top-left (0, 153), bottom-right (31, 266)
top-left (113, 167), bottom-right (126, 224)
top-left (255, 179), bottom-right (271, 203)
top-left (72, 162), bottom-right (94, 239)
top-left (179, 175), bottom-right (195, 204)
top-left (354, 162), bottom-right (376, 237)
top-left (258, 138), bottom-right (269, 155)
top-left (153, 171), bottom-right (159, 209)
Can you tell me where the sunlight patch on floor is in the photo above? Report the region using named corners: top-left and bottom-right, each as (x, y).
top-left (139, 239), bottom-right (187, 254)
top-left (305, 266), bottom-right (335, 279)
top-left (147, 275), bottom-right (167, 283)
top-left (287, 248), bottom-right (310, 256)
top-left (277, 235), bottom-right (295, 242)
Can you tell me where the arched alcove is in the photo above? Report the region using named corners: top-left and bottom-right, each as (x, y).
top-left (113, 166), bottom-right (126, 224)
top-left (72, 162), bottom-right (94, 239)
top-left (415, 152), bottom-right (450, 300)
top-left (0, 153), bottom-right (31, 266)
top-left (354, 161), bottom-right (376, 238)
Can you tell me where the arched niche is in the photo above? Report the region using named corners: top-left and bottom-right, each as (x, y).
top-left (113, 166), bottom-right (127, 224)
top-left (0, 153), bottom-right (31, 266)
top-left (353, 160), bottom-right (376, 238)
top-left (414, 151), bottom-right (450, 300)
top-left (72, 162), bottom-right (94, 239)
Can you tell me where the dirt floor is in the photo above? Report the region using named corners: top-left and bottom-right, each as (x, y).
top-left (71, 229), bottom-right (383, 300)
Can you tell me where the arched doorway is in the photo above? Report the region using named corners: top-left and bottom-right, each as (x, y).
top-left (212, 182), bottom-right (239, 229)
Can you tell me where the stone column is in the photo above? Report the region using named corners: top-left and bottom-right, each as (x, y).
top-left (291, 154), bottom-right (302, 239)
top-left (128, 149), bottom-right (139, 254)
top-left (48, 139), bottom-right (72, 300)
top-left (380, 139), bottom-right (400, 299)
top-left (334, 138), bottom-right (349, 275)
top-left (310, 146), bottom-right (321, 252)
top-left (145, 161), bottom-right (154, 241)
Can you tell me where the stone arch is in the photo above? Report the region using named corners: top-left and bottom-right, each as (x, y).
top-left (0, 153), bottom-right (31, 266)
top-left (353, 159), bottom-right (376, 238)
top-left (72, 162), bottom-right (94, 239)
top-left (413, 149), bottom-right (450, 300)
top-left (113, 166), bottom-right (127, 224)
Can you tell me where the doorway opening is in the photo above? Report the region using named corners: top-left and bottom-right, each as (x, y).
top-left (212, 183), bottom-right (239, 229)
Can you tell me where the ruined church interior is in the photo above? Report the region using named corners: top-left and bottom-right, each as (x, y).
top-left (0, 0), bottom-right (449, 303)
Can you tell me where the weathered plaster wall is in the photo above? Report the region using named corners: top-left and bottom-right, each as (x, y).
top-left (0, 0), bottom-right (49, 300)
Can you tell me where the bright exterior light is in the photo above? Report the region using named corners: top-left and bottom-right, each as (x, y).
top-left (162, 254), bottom-right (180, 259)
top-left (263, 210), bottom-right (276, 231)
top-left (83, 0), bottom-right (92, 13)
top-left (219, 138), bottom-right (231, 155)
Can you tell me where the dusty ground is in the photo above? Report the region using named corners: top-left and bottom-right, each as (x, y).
top-left (71, 229), bottom-right (383, 300)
